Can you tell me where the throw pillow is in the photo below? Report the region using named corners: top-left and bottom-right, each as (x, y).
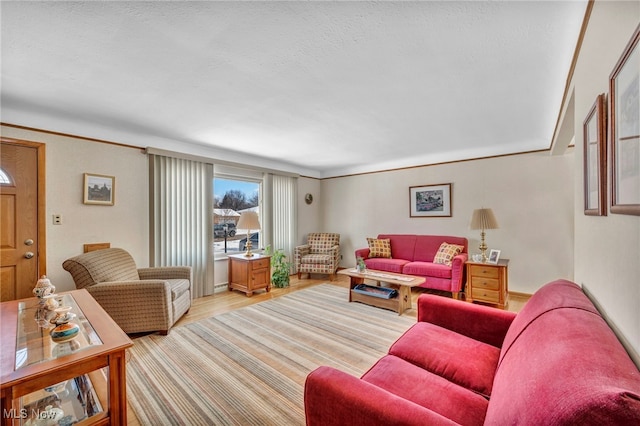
top-left (433, 242), bottom-right (464, 266)
top-left (367, 238), bottom-right (392, 258)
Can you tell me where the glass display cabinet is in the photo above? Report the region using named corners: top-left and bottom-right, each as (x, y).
top-left (1, 290), bottom-right (132, 426)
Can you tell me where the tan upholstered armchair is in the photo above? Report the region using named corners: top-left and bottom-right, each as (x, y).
top-left (62, 248), bottom-right (192, 335)
top-left (295, 233), bottom-right (341, 281)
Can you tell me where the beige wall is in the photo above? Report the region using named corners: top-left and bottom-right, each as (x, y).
top-left (571, 1), bottom-right (640, 359)
top-left (321, 150), bottom-right (575, 295)
top-left (1, 125), bottom-right (149, 292)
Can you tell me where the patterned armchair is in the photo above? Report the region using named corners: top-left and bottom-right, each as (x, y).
top-left (295, 233), bottom-right (341, 281)
top-left (63, 248), bottom-right (192, 335)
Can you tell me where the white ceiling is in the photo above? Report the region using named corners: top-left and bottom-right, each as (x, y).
top-left (1, 1), bottom-right (586, 178)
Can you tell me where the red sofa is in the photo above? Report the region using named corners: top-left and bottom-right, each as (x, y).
top-left (305, 280), bottom-right (640, 425)
top-left (355, 234), bottom-right (468, 298)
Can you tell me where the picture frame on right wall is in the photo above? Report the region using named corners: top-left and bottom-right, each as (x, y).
top-left (583, 93), bottom-right (607, 216)
top-left (609, 24), bottom-right (640, 216)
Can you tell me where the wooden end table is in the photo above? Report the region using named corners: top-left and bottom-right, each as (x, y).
top-left (338, 268), bottom-right (425, 315)
top-left (465, 259), bottom-right (509, 309)
top-left (228, 253), bottom-right (271, 296)
top-left (1, 289), bottom-right (132, 426)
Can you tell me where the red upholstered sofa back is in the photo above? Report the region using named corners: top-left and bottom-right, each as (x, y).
top-left (486, 280), bottom-right (640, 424)
top-left (377, 234), bottom-right (468, 262)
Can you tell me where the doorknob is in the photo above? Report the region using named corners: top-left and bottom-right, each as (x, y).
top-left (25, 239), bottom-right (34, 246)
top-left (25, 252), bottom-right (34, 259)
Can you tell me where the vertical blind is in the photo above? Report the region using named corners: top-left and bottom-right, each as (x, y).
top-left (149, 154), bottom-right (215, 298)
top-left (271, 174), bottom-right (297, 272)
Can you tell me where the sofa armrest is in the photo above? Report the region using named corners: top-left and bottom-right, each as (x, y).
top-left (450, 253), bottom-right (468, 292)
top-left (354, 247), bottom-right (370, 260)
top-left (138, 266), bottom-right (192, 281)
top-left (304, 366), bottom-right (458, 426)
top-left (417, 294), bottom-right (516, 348)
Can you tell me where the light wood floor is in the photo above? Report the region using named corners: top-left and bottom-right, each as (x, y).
top-left (127, 274), bottom-right (529, 425)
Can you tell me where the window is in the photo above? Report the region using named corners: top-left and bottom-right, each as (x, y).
top-left (213, 177), bottom-right (261, 255)
top-left (0, 168), bottom-right (11, 184)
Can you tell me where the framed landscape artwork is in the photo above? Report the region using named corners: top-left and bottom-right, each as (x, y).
top-left (409, 183), bottom-right (452, 217)
top-left (583, 93), bottom-right (607, 216)
top-left (83, 173), bottom-right (115, 205)
top-left (609, 24), bottom-right (640, 216)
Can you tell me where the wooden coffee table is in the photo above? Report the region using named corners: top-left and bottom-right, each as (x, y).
top-left (338, 268), bottom-right (425, 315)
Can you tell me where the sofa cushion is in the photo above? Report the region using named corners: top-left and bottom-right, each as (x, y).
top-left (366, 238), bottom-right (392, 258)
top-left (413, 235), bottom-right (468, 262)
top-left (487, 305), bottom-right (640, 424)
top-left (433, 243), bottom-right (464, 266)
top-left (389, 322), bottom-right (500, 397)
top-left (364, 258), bottom-right (409, 273)
top-left (402, 261), bottom-right (452, 279)
top-left (362, 355), bottom-right (488, 426)
top-left (377, 234), bottom-right (417, 261)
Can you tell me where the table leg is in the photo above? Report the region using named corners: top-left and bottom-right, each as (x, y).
top-left (396, 286), bottom-right (412, 315)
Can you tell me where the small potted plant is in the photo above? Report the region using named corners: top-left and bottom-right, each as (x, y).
top-left (265, 245), bottom-right (292, 288)
top-left (356, 256), bottom-right (367, 273)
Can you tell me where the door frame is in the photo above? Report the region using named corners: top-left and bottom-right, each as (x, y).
top-left (1, 137), bottom-right (47, 277)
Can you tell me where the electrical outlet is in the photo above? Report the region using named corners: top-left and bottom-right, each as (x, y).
top-left (53, 214), bottom-right (62, 225)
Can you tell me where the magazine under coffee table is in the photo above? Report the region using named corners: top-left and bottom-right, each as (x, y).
top-left (338, 268), bottom-right (426, 315)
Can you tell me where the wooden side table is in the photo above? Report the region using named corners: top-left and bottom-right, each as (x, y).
top-left (465, 259), bottom-right (509, 309)
top-left (228, 253), bottom-right (271, 296)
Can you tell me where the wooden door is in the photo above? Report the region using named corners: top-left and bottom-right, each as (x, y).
top-left (1, 140), bottom-right (44, 301)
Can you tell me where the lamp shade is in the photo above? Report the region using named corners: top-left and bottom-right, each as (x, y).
top-left (236, 211), bottom-right (261, 231)
top-left (470, 208), bottom-right (499, 230)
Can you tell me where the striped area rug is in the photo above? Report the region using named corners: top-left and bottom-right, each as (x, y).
top-left (126, 284), bottom-right (416, 425)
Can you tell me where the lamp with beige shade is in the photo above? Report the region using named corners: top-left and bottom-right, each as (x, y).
top-left (469, 208), bottom-right (499, 263)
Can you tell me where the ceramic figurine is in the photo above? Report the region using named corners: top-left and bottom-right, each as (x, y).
top-left (50, 322), bottom-right (80, 343)
top-left (33, 275), bottom-right (55, 300)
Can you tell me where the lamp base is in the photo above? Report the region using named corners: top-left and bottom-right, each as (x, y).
top-left (244, 240), bottom-right (254, 257)
top-left (479, 230), bottom-right (488, 263)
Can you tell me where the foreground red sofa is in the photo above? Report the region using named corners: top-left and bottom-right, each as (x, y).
top-left (305, 280), bottom-right (640, 425)
top-left (355, 234), bottom-right (468, 298)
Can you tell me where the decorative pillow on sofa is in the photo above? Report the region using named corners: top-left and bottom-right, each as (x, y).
top-left (366, 238), bottom-right (392, 258)
top-left (433, 242), bottom-right (464, 266)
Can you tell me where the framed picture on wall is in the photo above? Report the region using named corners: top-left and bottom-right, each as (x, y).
top-left (609, 24), bottom-right (640, 216)
top-left (583, 93), bottom-right (607, 216)
top-left (409, 183), bottom-right (452, 217)
top-left (83, 173), bottom-right (115, 205)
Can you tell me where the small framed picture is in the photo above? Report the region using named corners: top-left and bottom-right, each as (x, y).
top-left (409, 183), bottom-right (452, 217)
top-left (83, 173), bottom-right (115, 205)
top-left (487, 249), bottom-right (501, 264)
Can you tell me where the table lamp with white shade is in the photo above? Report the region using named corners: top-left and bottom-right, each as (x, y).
top-left (236, 211), bottom-right (261, 257)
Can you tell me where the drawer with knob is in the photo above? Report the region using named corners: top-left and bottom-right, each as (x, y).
top-left (465, 259), bottom-right (509, 309)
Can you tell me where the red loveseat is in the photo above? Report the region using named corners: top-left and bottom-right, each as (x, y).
top-left (305, 280), bottom-right (640, 425)
top-left (355, 234), bottom-right (468, 298)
